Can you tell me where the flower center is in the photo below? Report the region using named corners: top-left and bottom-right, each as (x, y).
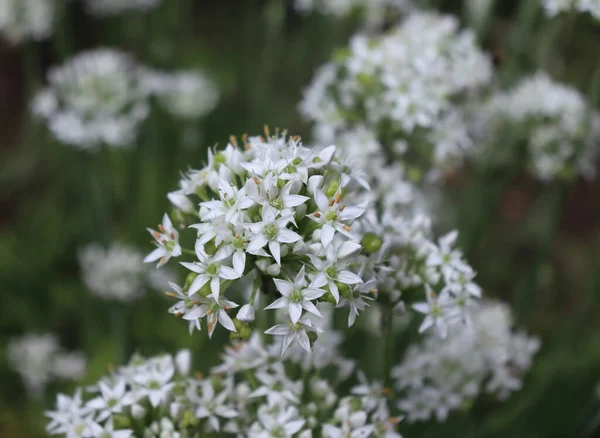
top-left (207, 264), bottom-right (218, 276)
top-left (270, 198), bottom-right (284, 210)
top-left (264, 224), bottom-right (279, 240)
top-left (290, 289), bottom-right (303, 302)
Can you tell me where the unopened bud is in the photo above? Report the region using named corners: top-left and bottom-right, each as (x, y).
top-left (175, 349), bottom-right (192, 375)
top-left (360, 232), bottom-right (383, 254)
top-left (267, 263), bottom-right (280, 276)
top-left (237, 304), bottom-right (255, 322)
top-left (325, 179), bottom-right (340, 198)
top-left (131, 404), bottom-right (146, 419)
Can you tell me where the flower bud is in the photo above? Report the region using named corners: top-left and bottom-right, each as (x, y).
top-left (349, 411), bottom-right (367, 428)
top-left (113, 414), bottom-right (131, 429)
top-left (131, 404), bottom-right (145, 419)
top-left (175, 349), bottom-right (192, 375)
top-left (393, 301), bottom-right (406, 315)
top-left (267, 263), bottom-right (280, 276)
top-left (239, 325), bottom-right (252, 339)
top-left (325, 179), bottom-right (340, 198)
top-left (168, 191), bottom-right (195, 214)
top-left (237, 304), bottom-right (255, 322)
top-left (360, 232), bottom-right (383, 254)
top-left (293, 240), bottom-right (308, 255)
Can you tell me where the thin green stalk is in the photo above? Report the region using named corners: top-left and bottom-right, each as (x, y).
top-left (381, 307), bottom-right (395, 387)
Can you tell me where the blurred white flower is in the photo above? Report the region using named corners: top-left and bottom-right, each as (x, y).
top-left (393, 301), bottom-right (540, 422)
top-left (300, 11), bottom-right (492, 175)
top-left (85, 0), bottom-right (162, 16)
top-left (79, 243), bottom-right (146, 302)
top-left (294, 0), bottom-right (411, 28)
top-left (7, 333), bottom-right (86, 395)
top-left (32, 49), bottom-right (152, 150)
top-left (0, 0), bottom-right (54, 43)
top-left (479, 71), bottom-right (600, 181)
top-left (144, 69), bottom-right (220, 120)
top-left (543, 0), bottom-right (600, 20)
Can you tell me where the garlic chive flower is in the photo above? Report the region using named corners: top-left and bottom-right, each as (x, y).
top-left (145, 214), bottom-right (182, 268)
top-left (8, 333), bottom-right (86, 396)
top-left (0, 0), bottom-right (54, 43)
top-left (150, 131), bottom-right (377, 352)
top-left (478, 71), bottom-right (600, 181)
top-left (47, 336), bottom-right (406, 437)
top-left (300, 11), bottom-right (492, 177)
top-left (84, 0), bottom-right (162, 17)
top-left (393, 302), bottom-right (540, 422)
top-left (542, 0), bottom-right (600, 20)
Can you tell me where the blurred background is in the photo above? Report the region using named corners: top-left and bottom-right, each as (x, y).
top-left (2, 0), bottom-right (600, 437)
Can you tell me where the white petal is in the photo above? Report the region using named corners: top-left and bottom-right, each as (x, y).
top-left (144, 248), bottom-right (165, 263)
top-left (314, 189), bottom-right (330, 211)
top-left (297, 330), bottom-right (311, 352)
top-left (188, 274), bottom-right (210, 296)
top-left (219, 310), bottom-right (237, 333)
top-left (302, 300), bottom-right (323, 318)
top-left (219, 266), bottom-right (242, 280)
top-left (337, 270), bottom-right (363, 285)
top-left (248, 235), bottom-right (268, 252)
top-left (337, 241), bottom-right (362, 259)
top-left (321, 223), bottom-right (335, 247)
top-left (284, 194), bottom-right (309, 207)
top-left (264, 297), bottom-right (289, 310)
top-left (278, 229), bottom-right (301, 243)
top-left (265, 324), bottom-right (290, 336)
top-left (269, 241), bottom-right (281, 265)
top-left (284, 420), bottom-right (306, 435)
top-left (232, 251), bottom-right (246, 275)
top-left (288, 302), bottom-right (303, 324)
top-left (273, 279), bottom-right (294, 297)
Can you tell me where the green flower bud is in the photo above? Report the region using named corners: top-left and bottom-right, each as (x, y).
top-left (184, 272), bottom-right (198, 291)
top-left (325, 179), bottom-right (340, 198)
top-left (337, 281), bottom-right (351, 299)
top-left (320, 291), bottom-right (337, 305)
top-left (233, 318), bottom-right (245, 332)
top-left (307, 330), bottom-right (319, 345)
top-left (112, 415), bottom-right (131, 429)
top-left (239, 325), bottom-right (252, 339)
top-left (361, 232), bottom-right (383, 254)
top-left (198, 282), bottom-right (212, 297)
top-left (204, 239), bottom-right (217, 256)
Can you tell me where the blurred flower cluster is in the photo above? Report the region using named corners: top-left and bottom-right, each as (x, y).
top-left (0, 0), bottom-right (54, 43)
top-left (8, 334), bottom-right (86, 396)
top-left (32, 49), bottom-right (218, 150)
top-left (542, 0), bottom-right (600, 20)
top-left (300, 11), bottom-right (492, 178)
top-left (478, 71), bottom-right (600, 181)
top-left (46, 334), bottom-right (406, 438)
top-left (392, 302), bottom-right (540, 422)
top-left (294, 0), bottom-right (411, 27)
top-left (79, 242), bottom-right (174, 302)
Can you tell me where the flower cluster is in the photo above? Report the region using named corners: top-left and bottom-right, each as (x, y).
top-left (373, 213), bottom-right (482, 337)
top-left (294, 0), bottom-right (411, 27)
top-left (46, 334), bottom-right (404, 437)
top-left (32, 49), bottom-right (219, 150)
top-left (7, 333), bottom-right (86, 395)
top-left (478, 71), bottom-right (600, 181)
top-left (79, 242), bottom-right (174, 302)
top-left (542, 0), bottom-right (600, 20)
top-left (392, 301), bottom-right (540, 422)
top-left (32, 49), bottom-right (152, 149)
top-left (85, 0), bottom-right (162, 16)
top-left (143, 69), bottom-right (220, 120)
top-left (0, 0), bottom-right (54, 43)
top-left (151, 132), bottom-right (376, 352)
top-left (299, 11), bottom-right (492, 177)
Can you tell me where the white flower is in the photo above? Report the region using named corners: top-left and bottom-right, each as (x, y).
top-left (265, 266), bottom-right (326, 324)
top-left (542, 0), bottom-right (600, 20)
top-left (86, 379), bottom-right (131, 422)
top-left (247, 206), bottom-right (302, 265)
top-left (144, 69), bottom-right (219, 119)
top-left (79, 243), bottom-right (146, 302)
top-left (308, 189), bottom-right (365, 247)
top-left (85, 0), bottom-right (162, 16)
top-left (0, 0), bottom-right (54, 43)
top-left (8, 334), bottom-right (85, 395)
top-left (193, 380), bottom-right (238, 432)
top-left (249, 406), bottom-right (305, 438)
top-left (237, 304), bottom-right (256, 322)
top-left (33, 49), bottom-right (152, 149)
top-left (182, 297), bottom-right (239, 338)
top-left (145, 214), bottom-right (182, 268)
top-left (265, 317), bottom-right (323, 355)
top-left (412, 286), bottom-right (458, 338)
top-left (181, 242), bottom-right (242, 301)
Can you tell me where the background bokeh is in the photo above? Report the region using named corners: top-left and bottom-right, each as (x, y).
top-left (2, 0), bottom-right (600, 437)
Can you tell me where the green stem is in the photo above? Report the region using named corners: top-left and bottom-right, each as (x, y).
top-left (382, 308), bottom-right (395, 387)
